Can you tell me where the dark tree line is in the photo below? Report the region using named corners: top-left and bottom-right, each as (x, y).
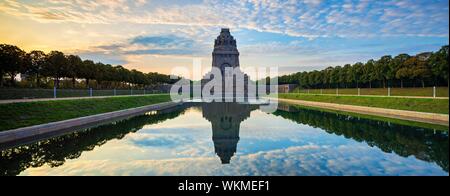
top-left (278, 45), bottom-right (449, 88)
top-left (0, 44), bottom-right (178, 89)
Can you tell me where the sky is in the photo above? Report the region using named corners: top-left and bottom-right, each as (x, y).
top-left (0, 0), bottom-right (449, 79)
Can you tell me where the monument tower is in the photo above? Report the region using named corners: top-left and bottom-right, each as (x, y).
top-left (202, 28), bottom-right (253, 101)
top-left (212, 28), bottom-right (240, 71)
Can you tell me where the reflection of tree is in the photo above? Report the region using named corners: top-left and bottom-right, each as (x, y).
top-left (0, 106), bottom-right (188, 176)
top-left (273, 105), bottom-right (449, 172)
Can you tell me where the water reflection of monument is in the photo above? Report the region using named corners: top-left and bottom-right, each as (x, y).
top-left (198, 28), bottom-right (259, 164)
top-left (201, 102), bottom-right (257, 164)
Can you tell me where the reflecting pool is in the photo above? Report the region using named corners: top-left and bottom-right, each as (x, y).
top-left (0, 102), bottom-right (448, 176)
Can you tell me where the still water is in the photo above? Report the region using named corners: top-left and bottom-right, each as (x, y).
top-left (1, 102), bottom-right (448, 176)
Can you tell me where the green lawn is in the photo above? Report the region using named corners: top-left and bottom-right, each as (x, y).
top-left (277, 93), bottom-right (449, 114)
top-left (286, 104), bottom-right (448, 131)
top-left (292, 87), bottom-right (449, 97)
top-left (0, 94), bottom-right (171, 131)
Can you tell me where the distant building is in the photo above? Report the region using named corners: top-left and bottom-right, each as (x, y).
top-left (278, 84), bottom-right (297, 93)
top-left (417, 52), bottom-right (432, 61)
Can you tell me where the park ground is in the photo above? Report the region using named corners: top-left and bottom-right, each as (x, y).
top-left (0, 91), bottom-right (448, 132)
top-left (0, 94), bottom-right (170, 131)
top-left (277, 93), bottom-right (449, 114)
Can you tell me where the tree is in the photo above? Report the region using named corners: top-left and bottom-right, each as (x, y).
top-left (396, 56), bottom-right (417, 88)
top-left (385, 56), bottom-right (398, 88)
top-left (26, 50), bottom-right (47, 87)
top-left (79, 60), bottom-right (96, 88)
top-left (330, 66), bottom-right (341, 88)
top-left (44, 51), bottom-right (68, 88)
top-left (362, 60), bottom-right (375, 88)
top-left (94, 62), bottom-right (106, 88)
top-left (0, 44), bottom-right (180, 89)
top-left (351, 62), bottom-right (364, 88)
top-left (129, 69), bottom-right (146, 87)
top-left (375, 55), bottom-right (391, 88)
top-left (0, 44), bottom-right (26, 86)
top-left (322, 67), bottom-right (333, 88)
top-left (3, 42), bottom-right (445, 90)
top-left (392, 54), bottom-right (410, 88)
top-left (66, 55), bottom-right (83, 88)
top-left (103, 64), bottom-right (116, 88)
top-left (412, 59), bottom-right (432, 88)
top-left (113, 65), bottom-right (130, 88)
top-left (299, 71), bottom-right (308, 88)
top-left (342, 64), bottom-right (352, 88)
top-left (309, 70), bottom-right (321, 88)
top-left (429, 45), bottom-right (449, 86)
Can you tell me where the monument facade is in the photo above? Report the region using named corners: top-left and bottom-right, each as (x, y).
top-left (201, 28), bottom-right (254, 101)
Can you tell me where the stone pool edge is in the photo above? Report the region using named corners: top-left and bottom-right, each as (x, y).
top-left (273, 98), bottom-right (449, 127)
top-left (0, 101), bottom-right (183, 145)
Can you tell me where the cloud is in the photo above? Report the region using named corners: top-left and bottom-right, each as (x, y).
top-left (131, 36), bottom-right (180, 46)
top-left (130, 35), bottom-right (194, 48)
top-left (303, 0), bottom-right (323, 7)
top-left (80, 34), bottom-right (204, 57)
top-left (135, 0), bottom-right (147, 6)
top-left (1, 0), bottom-right (448, 38)
top-left (1, 0), bottom-right (448, 75)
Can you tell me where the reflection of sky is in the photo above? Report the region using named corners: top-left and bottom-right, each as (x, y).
top-left (20, 108), bottom-right (448, 176)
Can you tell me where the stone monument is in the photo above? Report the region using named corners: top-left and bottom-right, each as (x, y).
top-left (201, 28), bottom-right (254, 101)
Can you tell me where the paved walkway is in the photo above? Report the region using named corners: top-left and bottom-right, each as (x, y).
top-left (0, 94), bottom-right (165, 104)
top-left (274, 98), bottom-right (449, 126)
top-left (285, 93), bottom-right (449, 99)
top-left (2, 93), bottom-right (446, 104)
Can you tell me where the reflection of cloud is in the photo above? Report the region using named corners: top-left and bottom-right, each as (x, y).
top-left (15, 107), bottom-right (448, 176)
top-left (126, 127), bottom-right (208, 152)
top-left (20, 144), bottom-right (447, 176)
top-left (128, 134), bottom-right (187, 147)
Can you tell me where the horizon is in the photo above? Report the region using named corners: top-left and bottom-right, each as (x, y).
top-left (1, 0), bottom-right (449, 80)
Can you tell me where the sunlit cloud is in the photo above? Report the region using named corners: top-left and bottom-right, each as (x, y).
top-left (0, 0), bottom-right (448, 76)
top-left (2, 0), bottom-right (448, 37)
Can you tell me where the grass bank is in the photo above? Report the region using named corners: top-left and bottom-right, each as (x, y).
top-left (292, 87), bottom-right (449, 97)
top-left (285, 104), bottom-right (448, 131)
top-left (277, 93), bottom-right (449, 114)
top-left (0, 94), bottom-right (171, 131)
